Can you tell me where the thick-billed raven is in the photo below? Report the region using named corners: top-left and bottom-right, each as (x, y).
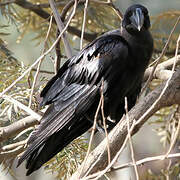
top-left (17, 4), bottom-right (153, 175)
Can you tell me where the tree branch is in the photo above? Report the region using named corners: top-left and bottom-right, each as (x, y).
top-left (29, 15), bottom-right (53, 107)
top-left (70, 69), bottom-right (180, 179)
top-left (49, 0), bottom-right (73, 58)
top-left (144, 55), bottom-right (180, 81)
top-left (112, 153), bottom-right (180, 171)
top-left (0, 116), bottom-right (38, 143)
top-left (14, 0), bottom-right (97, 42)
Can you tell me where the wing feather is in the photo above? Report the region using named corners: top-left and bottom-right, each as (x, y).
top-left (17, 84), bottom-right (99, 167)
top-left (40, 34), bottom-right (128, 106)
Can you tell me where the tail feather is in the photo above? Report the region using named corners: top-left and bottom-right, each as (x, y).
top-left (17, 84), bottom-right (99, 175)
top-left (17, 105), bottom-right (75, 168)
top-left (26, 117), bottom-right (92, 175)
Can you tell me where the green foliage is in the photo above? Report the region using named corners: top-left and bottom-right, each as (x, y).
top-left (73, 1), bottom-right (119, 33)
top-left (44, 137), bottom-right (88, 180)
top-left (152, 105), bottom-right (179, 147)
top-left (0, 0), bottom-right (119, 47)
top-left (141, 161), bottom-right (180, 180)
top-left (151, 10), bottom-right (180, 55)
top-left (0, 42), bottom-right (27, 123)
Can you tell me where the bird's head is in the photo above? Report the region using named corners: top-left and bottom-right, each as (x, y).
top-left (122, 4), bottom-right (151, 33)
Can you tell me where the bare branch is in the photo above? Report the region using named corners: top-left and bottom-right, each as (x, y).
top-left (54, 0), bottom-right (80, 72)
top-left (0, 145), bottom-right (25, 163)
top-left (164, 35), bottom-right (180, 157)
top-left (112, 153), bottom-right (180, 171)
top-left (54, 29), bottom-right (61, 73)
top-left (29, 15), bottom-right (53, 107)
top-left (83, 121), bottom-right (136, 180)
top-left (49, 0), bottom-right (73, 58)
top-left (125, 98), bottom-right (139, 180)
top-left (101, 81), bottom-right (111, 166)
top-left (0, 116), bottom-right (38, 143)
top-left (80, 0), bottom-right (89, 49)
top-left (137, 34), bottom-right (180, 128)
top-left (79, 82), bottom-right (103, 178)
top-left (107, 0), bottom-right (123, 20)
top-left (144, 55), bottom-right (180, 81)
top-left (1, 140), bottom-right (26, 152)
top-left (0, 0), bottom-right (16, 6)
top-left (61, 0), bottom-right (76, 21)
top-left (31, 68), bottom-right (54, 74)
top-left (2, 95), bottom-right (42, 120)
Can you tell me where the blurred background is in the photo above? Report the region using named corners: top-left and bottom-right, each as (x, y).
top-left (0, 0), bottom-right (180, 179)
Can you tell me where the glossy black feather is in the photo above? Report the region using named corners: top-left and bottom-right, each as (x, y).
top-left (17, 4), bottom-right (153, 175)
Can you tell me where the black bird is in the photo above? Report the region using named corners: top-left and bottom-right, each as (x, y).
top-left (17, 4), bottom-right (153, 175)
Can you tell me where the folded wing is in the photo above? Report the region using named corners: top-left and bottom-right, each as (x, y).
top-left (17, 34), bottom-right (129, 175)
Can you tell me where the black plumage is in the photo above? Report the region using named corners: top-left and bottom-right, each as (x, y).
top-left (17, 4), bottom-right (153, 175)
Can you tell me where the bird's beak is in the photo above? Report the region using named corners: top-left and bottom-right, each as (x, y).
top-left (130, 8), bottom-right (144, 31)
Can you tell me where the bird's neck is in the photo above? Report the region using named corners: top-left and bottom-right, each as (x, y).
top-left (121, 27), bottom-right (152, 47)
top-left (121, 27), bottom-right (153, 71)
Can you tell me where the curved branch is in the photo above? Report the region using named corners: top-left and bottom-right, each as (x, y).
top-left (0, 116), bottom-right (38, 143)
top-left (144, 55), bottom-right (180, 81)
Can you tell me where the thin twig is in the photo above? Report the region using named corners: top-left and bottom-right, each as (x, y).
top-left (107, 0), bottom-right (123, 20)
top-left (164, 35), bottom-right (180, 157)
top-left (31, 68), bottom-right (54, 74)
top-left (4, 0), bottom-right (65, 8)
top-left (101, 81), bottom-right (111, 165)
top-left (141, 16), bottom-right (180, 94)
top-left (90, 0), bottom-right (123, 20)
top-left (79, 85), bottom-right (103, 178)
top-left (112, 153), bottom-right (180, 171)
top-left (49, 0), bottom-right (73, 58)
top-left (13, 127), bottom-right (34, 140)
top-left (0, 0), bottom-right (16, 6)
top-left (0, 145), bottom-right (24, 156)
top-left (83, 121), bottom-right (136, 180)
top-left (2, 95), bottom-right (42, 120)
top-left (165, 160), bottom-right (171, 180)
top-left (125, 97), bottom-right (139, 180)
top-left (55, 29), bottom-right (61, 73)
top-left (0, 140), bottom-right (27, 152)
top-left (0, 116), bottom-right (38, 143)
top-left (80, 0), bottom-right (89, 49)
top-left (61, 0), bottom-right (75, 21)
top-left (28, 15), bottom-right (53, 107)
top-left (143, 55), bottom-right (180, 81)
top-left (37, 1), bottom-right (69, 9)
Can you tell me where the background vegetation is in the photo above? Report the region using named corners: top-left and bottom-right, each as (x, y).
top-left (0, 0), bottom-right (180, 179)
